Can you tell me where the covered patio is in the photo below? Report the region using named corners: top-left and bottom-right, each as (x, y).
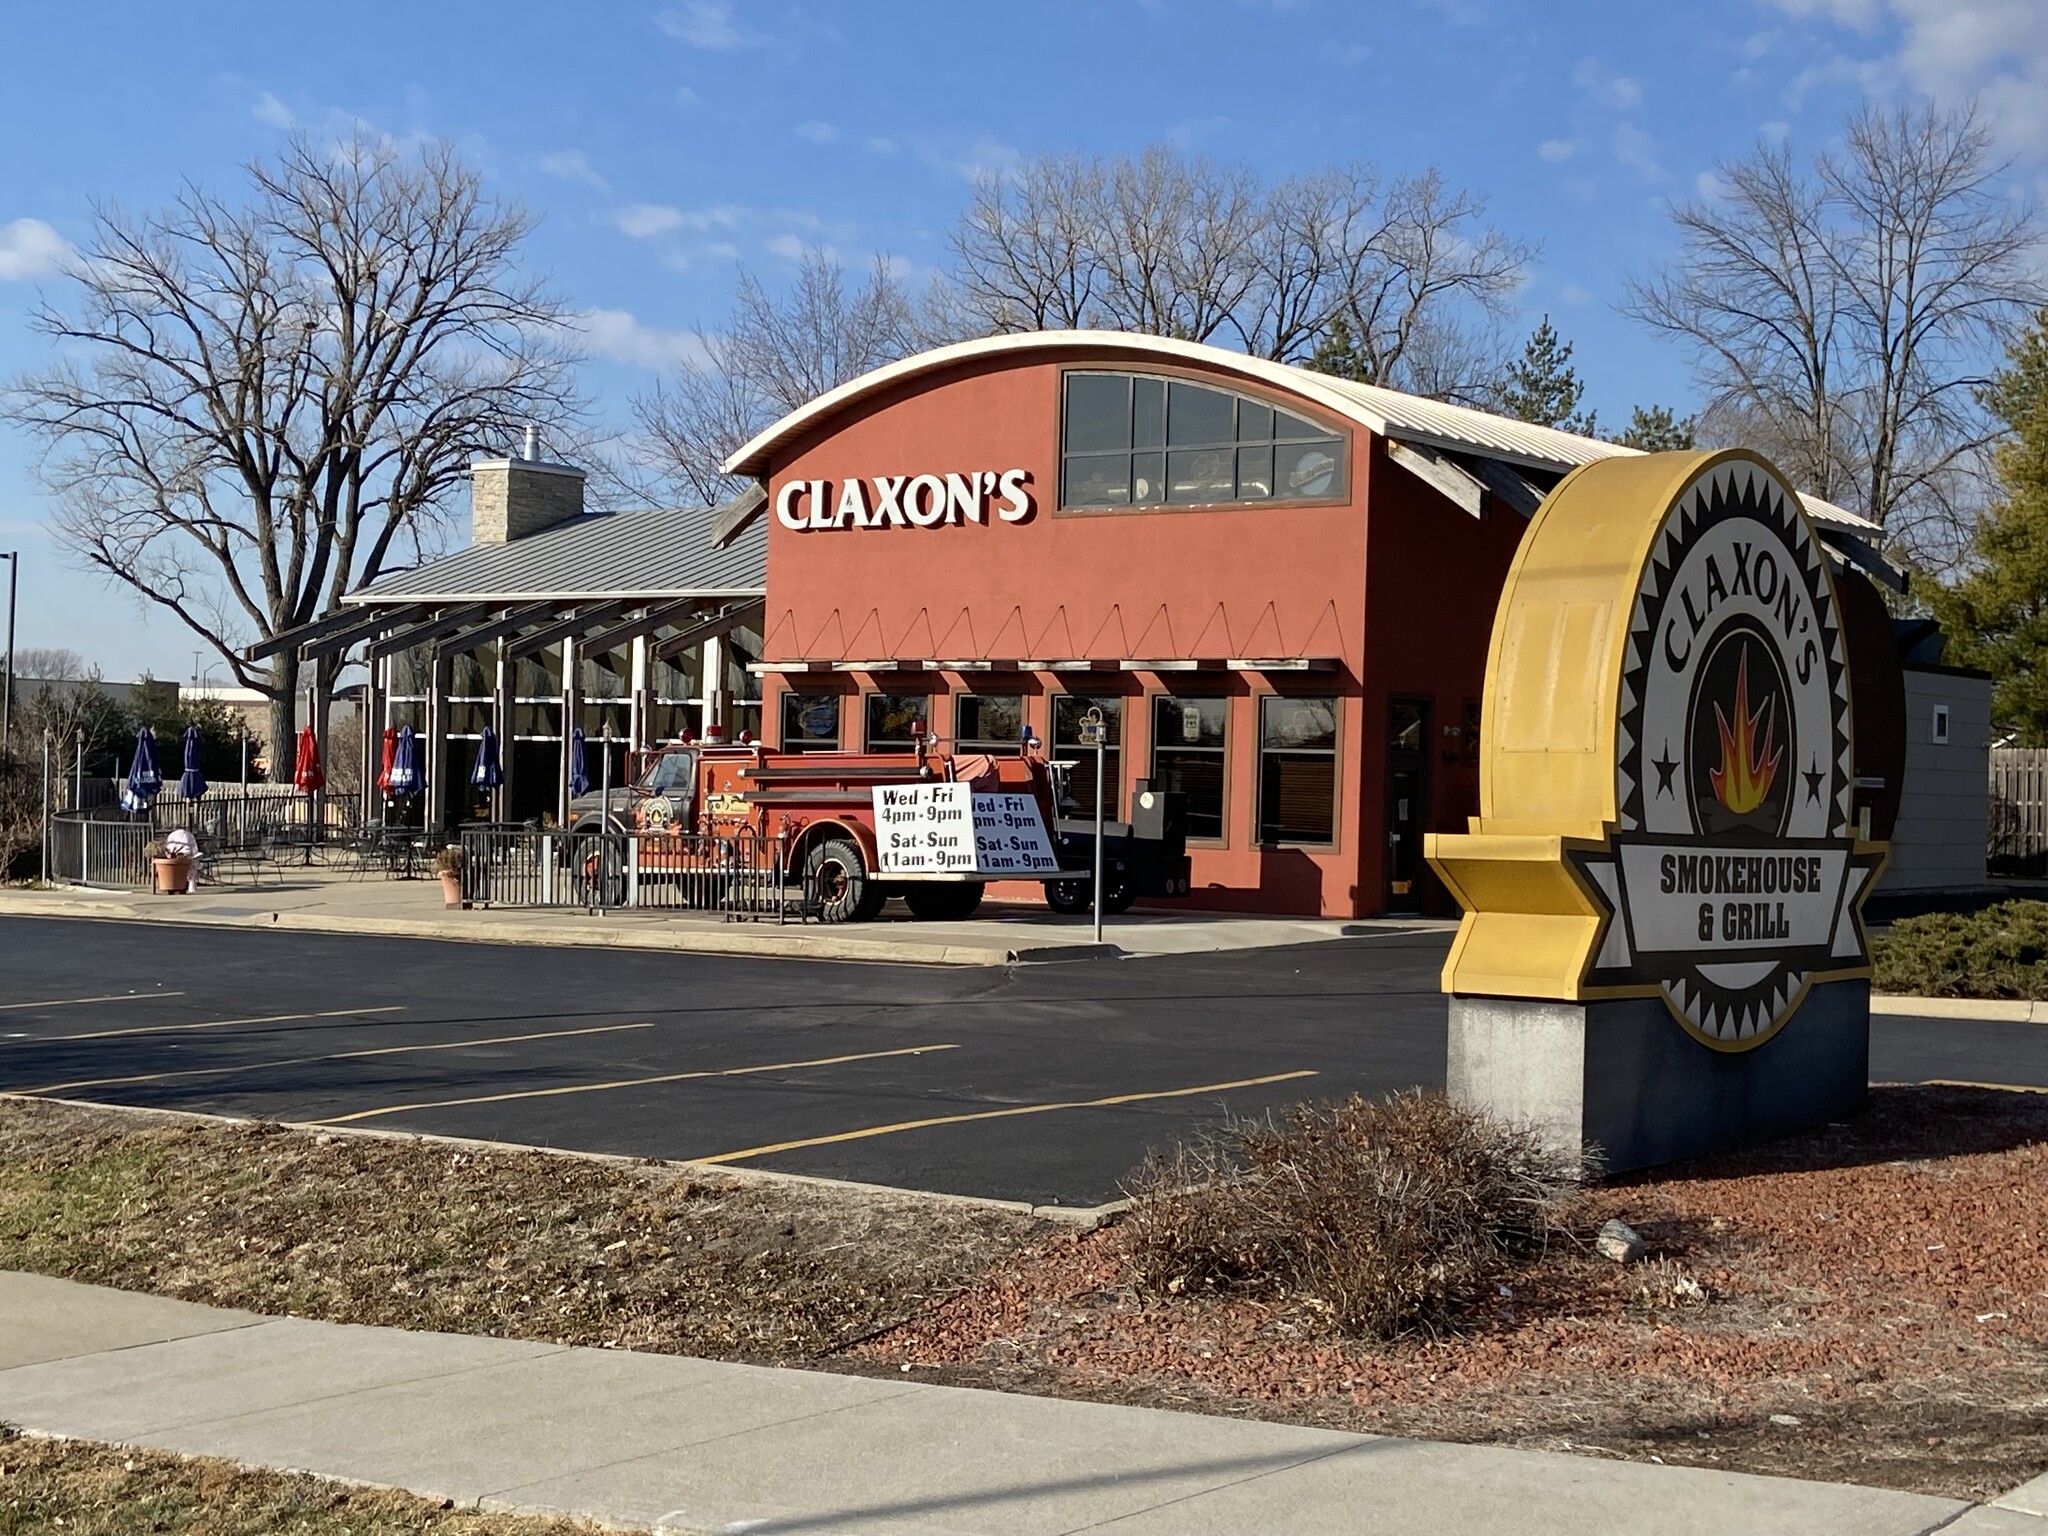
top-left (250, 451), bottom-right (766, 835)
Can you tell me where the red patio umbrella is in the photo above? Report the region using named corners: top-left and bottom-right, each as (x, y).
top-left (376, 727), bottom-right (397, 793)
top-left (293, 726), bottom-right (325, 792)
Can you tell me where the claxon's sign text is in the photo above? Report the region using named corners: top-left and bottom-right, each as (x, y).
top-left (776, 471), bottom-right (1033, 531)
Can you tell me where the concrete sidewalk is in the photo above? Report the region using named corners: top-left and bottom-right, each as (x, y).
top-left (0, 877), bottom-right (1417, 968)
top-left (3, 1272), bottom-right (2037, 1535)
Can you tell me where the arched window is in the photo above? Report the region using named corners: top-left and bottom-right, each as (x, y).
top-left (1060, 372), bottom-right (1347, 511)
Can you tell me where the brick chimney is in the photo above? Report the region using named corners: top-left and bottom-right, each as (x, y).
top-left (470, 427), bottom-right (586, 545)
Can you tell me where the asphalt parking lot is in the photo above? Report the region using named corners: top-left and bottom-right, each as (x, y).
top-left (1, 916), bottom-right (2042, 1205)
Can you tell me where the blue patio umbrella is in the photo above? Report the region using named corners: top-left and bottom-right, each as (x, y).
top-left (567, 726), bottom-right (590, 797)
top-left (178, 724), bottom-right (207, 800)
top-left (471, 725), bottom-right (504, 792)
top-left (121, 726), bottom-right (162, 812)
top-left (387, 724), bottom-right (420, 796)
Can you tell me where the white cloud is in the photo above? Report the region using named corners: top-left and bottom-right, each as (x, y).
top-left (1614, 121), bottom-right (1665, 179)
top-left (538, 150), bottom-right (610, 193)
top-left (579, 308), bottom-right (711, 371)
top-left (794, 120), bottom-right (839, 143)
top-left (1695, 168), bottom-right (1732, 199)
top-left (765, 233), bottom-right (807, 260)
top-left (1763, 0), bottom-right (2048, 157)
top-left (675, 86), bottom-right (700, 106)
top-left (613, 203), bottom-right (686, 239)
top-left (1758, 119), bottom-right (1792, 141)
top-left (1560, 283), bottom-right (1594, 305)
top-left (865, 136), bottom-right (898, 155)
top-left (656, 2), bottom-right (767, 50)
top-left (1538, 138), bottom-right (1579, 162)
top-left (251, 91), bottom-right (295, 129)
top-left (1572, 57), bottom-right (1643, 110)
top-left (0, 218), bottom-right (72, 281)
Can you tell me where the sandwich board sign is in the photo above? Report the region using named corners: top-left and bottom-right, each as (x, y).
top-left (873, 782), bottom-right (1062, 876)
top-left (1425, 449), bottom-right (1887, 1171)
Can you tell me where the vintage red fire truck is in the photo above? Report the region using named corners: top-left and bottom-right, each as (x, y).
top-left (567, 726), bottom-right (1190, 922)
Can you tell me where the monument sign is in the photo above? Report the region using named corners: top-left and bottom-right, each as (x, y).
top-left (1425, 450), bottom-right (1888, 1171)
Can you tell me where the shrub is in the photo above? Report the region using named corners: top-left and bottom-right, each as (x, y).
top-left (1122, 1091), bottom-right (1582, 1340)
top-left (1873, 901), bottom-right (2048, 999)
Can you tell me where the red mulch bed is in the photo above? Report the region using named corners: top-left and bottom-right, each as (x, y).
top-left (851, 1084), bottom-right (2048, 1501)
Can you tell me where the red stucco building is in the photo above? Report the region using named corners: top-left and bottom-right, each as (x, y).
top-left (714, 332), bottom-right (1882, 919)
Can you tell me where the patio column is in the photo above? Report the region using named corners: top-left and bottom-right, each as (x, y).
top-left (630, 634), bottom-right (650, 754)
top-left (425, 648), bottom-right (452, 834)
top-left (358, 649), bottom-right (381, 830)
top-left (493, 637), bottom-right (513, 825)
top-left (558, 636), bottom-right (579, 828)
top-left (306, 671), bottom-right (329, 839)
top-left (700, 631), bottom-right (724, 737)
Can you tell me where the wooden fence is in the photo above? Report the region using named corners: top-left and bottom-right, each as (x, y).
top-left (1989, 748), bottom-right (2048, 876)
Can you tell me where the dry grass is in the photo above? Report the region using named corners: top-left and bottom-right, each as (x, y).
top-left (1120, 1091), bottom-right (1581, 1339)
top-left (0, 1429), bottom-right (620, 1536)
top-left (0, 1097), bottom-right (1050, 1362)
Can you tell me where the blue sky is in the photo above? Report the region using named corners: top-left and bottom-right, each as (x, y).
top-left (2, 0), bottom-right (2044, 679)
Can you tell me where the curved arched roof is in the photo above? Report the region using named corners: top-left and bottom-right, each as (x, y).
top-left (721, 329), bottom-right (1879, 537)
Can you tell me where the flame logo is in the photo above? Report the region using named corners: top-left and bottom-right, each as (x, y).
top-left (1710, 645), bottom-right (1782, 815)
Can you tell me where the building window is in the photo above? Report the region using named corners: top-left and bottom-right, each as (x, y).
top-left (956, 693), bottom-right (1025, 750)
top-left (864, 693), bottom-right (929, 753)
top-left (780, 692), bottom-right (841, 752)
top-left (1932, 703), bottom-right (1951, 745)
top-left (1061, 371), bottom-right (1346, 511)
top-left (1258, 696), bottom-right (1338, 845)
top-left (1151, 695), bottom-right (1228, 841)
top-left (1052, 694), bottom-right (1122, 820)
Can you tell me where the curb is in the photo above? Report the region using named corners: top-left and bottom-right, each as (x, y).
top-left (1872, 994), bottom-right (2046, 1023)
top-left (0, 893), bottom-right (1119, 969)
top-left (0, 1093), bottom-right (1128, 1227)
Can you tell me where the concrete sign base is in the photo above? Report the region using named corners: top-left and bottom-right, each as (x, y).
top-left (1447, 979), bottom-right (1870, 1174)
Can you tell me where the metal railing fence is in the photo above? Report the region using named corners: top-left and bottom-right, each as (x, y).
top-left (46, 810), bottom-right (151, 889)
top-left (457, 826), bottom-right (799, 921)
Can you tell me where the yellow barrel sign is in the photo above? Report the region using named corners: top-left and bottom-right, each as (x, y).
top-left (1425, 449), bottom-right (1886, 1051)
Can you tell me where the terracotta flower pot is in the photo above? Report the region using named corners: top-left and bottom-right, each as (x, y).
top-left (153, 856), bottom-right (193, 895)
top-left (439, 870), bottom-right (464, 908)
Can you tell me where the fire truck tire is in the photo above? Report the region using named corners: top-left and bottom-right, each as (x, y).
top-left (804, 838), bottom-right (886, 923)
top-left (1043, 880), bottom-right (1090, 915)
top-left (904, 883), bottom-right (985, 921)
top-left (1102, 879), bottom-right (1137, 915)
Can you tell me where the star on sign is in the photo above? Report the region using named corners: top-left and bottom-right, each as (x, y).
top-left (1804, 754), bottom-right (1824, 805)
top-left (1653, 740), bottom-right (1679, 798)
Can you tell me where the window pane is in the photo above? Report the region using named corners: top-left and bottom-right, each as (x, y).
top-left (957, 693), bottom-right (1024, 745)
top-left (1153, 695), bottom-right (1227, 749)
top-left (1132, 376), bottom-right (1166, 447)
top-left (1275, 439), bottom-right (1343, 498)
top-left (1065, 374), bottom-right (1131, 454)
top-left (864, 693), bottom-right (929, 752)
top-left (1275, 409), bottom-right (1327, 441)
top-left (781, 692), bottom-right (840, 752)
top-left (1236, 445), bottom-right (1273, 500)
top-left (1053, 695), bottom-right (1122, 819)
top-left (1168, 380), bottom-right (1236, 446)
top-left (1259, 754), bottom-right (1336, 844)
top-left (1168, 448), bottom-right (1234, 504)
top-left (1063, 452), bottom-right (1131, 508)
top-left (1132, 451), bottom-right (1165, 505)
top-left (1389, 699), bottom-right (1426, 754)
top-left (1238, 400), bottom-right (1273, 442)
top-left (1262, 696), bottom-right (1337, 751)
top-left (1152, 696), bottom-right (1228, 842)
top-left (1153, 748), bottom-right (1225, 841)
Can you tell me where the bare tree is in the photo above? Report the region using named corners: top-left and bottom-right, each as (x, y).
top-left (5, 134), bottom-right (583, 755)
top-left (635, 249), bottom-right (919, 507)
top-left (949, 146), bottom-right (1530, 385)
top-left (12, 648), bottom-right (87, 683)
top-left (1626, 103), bottom-right (2043, 566)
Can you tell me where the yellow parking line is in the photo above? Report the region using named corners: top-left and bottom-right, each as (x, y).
top-left (314, 1042), bottom-right (962, 1126)
top-left (695, 1068), bottom-right (1321, 1165)
top-left (12, 1022), bottom-right (659, 1097)
top-left (1925, 1078), bottom-right (2048, 1095)
top-left (30, 1006), bottom-right (405, 1045)
top-left (0, 991), bottom-right (184, 1012)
